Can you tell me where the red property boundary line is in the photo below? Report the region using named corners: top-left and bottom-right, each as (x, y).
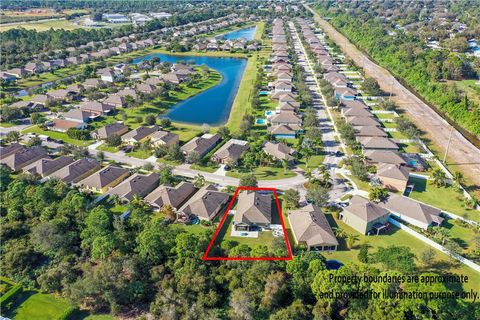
top-left (202, 186), bottom-right (293, 261)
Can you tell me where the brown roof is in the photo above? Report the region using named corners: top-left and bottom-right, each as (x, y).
top-left (95, 123), bottom-right (129, 139)
top-left (377, 163), bottom-right (409, 181)
top-left (51, 119), bottom-right (86, 130)
top-left (48, 158), bottom-right (100, 184)
top-left (179, 185), bottom-right (229, 221)
top-left (121, 126), bottom-right (158, 142)
top-left (234, 191), bottom-right (272, 225)
top-left (24, 156), bottom-right (74, 177)
top-left (358, 137), bottom-right (399, 150)
top-left (0, 146), bottom-right (49, 171)
top-left (0, 143), bottom-right (25, 159)
top-left (354, 126), bottom-right (388, 137)
top-left (364, 150), bottom-right (406, 165)
top-left (181, 133), bottom-right (221, 157)
top-left (77, 165), bottom-right (129, 190)
top-left (343, 195), bottom-right (390, 223)
top-left (212, 139), bottom-right (248, 162)
top-left (145, 181), bottom-right (196, 210)
top-left (149, 130), bottom-right (179, 145)
top-left (263, 141), bottom-right (295, 161)
top-left (378, 194), bottom-right (443, 226)
top-left (269, 112), bottom-right (302, 124)
top-left (106, 172), bottom-right (160, 201)
top-left (346, 116), bottom-right (380, 127)
top-left (289, 204), bottom-right (338, 247)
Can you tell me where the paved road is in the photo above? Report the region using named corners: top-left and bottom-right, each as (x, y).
top-left (289, 22), bottom-right (351, 201)
top-left (305, 4), bottom-right (480, 187)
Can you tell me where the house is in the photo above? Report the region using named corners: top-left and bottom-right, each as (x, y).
top-left (121, 126), bottom-right (158, 144)
top-left (0, 143), bottom-right (25, 159)
top-left (49, 119), bottom-right (88, 132)
top-left (354, 126), bottom-right (388, 137)
top-left (378, 194), bottom-right (444, 229)
top-left (277, 101), bottom-right (299, 113)
top-left (77, 165), bottom-right (130, 193)
top-left (5, 68), bottom-right (27, 78)
top-left (341, 99), bottom-right (369, 109)
top-left (211, 139), bottom-right (249, 164)
top-left (149, 130), bottom-right (179, 148)
top-left (179, 185), bottom-right (229, 221)
top-left (31, 95), bottom-right (50, 107)
top-left (116, 88), bottom-right (138, 100)
top-left (289, 204), bottom-right (338, 251)
top-left (268, 124), bottom-right (297, 139)
top-left (181, 133), bottom-right (221, 158)
top-left (1, 71), bottom-right (18, 82)
top-left (144, 77), bottom-right (164, 87)
top-left (364, 150), bottom-right (407, 166)
top-left (0, 146), bottom-right (49, 171)
top-left (23, 156), bottom-right (74, 177)
top-left (334, 87), bottom-right (358, 100)
top-left (80, 101), bottom-right (113, 115)
top-left (93, 123), bottom-right (129, 140)
top-left (269, 112), bottom-right (302, 126)
top-left (99, 69), bottom-right (123, 83)
top-left (136, 83), bottom-right (156, 94)
top-left (342, 107), bottom-right (373, 118)
top-left (83, 78), bottom-right (104, 89)
top-left (47, 89), bottom-right (73, 102)
top-left (233, 191), bottom-right (272, 231)
top-left (145, 181), bottom-right (197, 210)
top-left (48, 158), bottom-right (101, 184)
top-left (345, 116), bottom-right (380, 127)
top-left (263, 141), bottom-right (296, 162)
top-left (63, 109), bottom-right (96, 123)
top-left (104, 94), bottom-right (127, 108)
top-left (341, 195), bottom-right (391, 235)
top-left (162, 72), bottom-right (182, 84)
top-left (66, 84), bottom-right (84, 95)
top-left (358, 137), bottom-right (399, 151)
top-left (106, 173), bottom-right (160, 202)
top-left (376, 163), bottom-right (410, 192)
top-left (25, 62), bottom-right (44, 74)
top-left (273, 80), bottom-right (293, 93)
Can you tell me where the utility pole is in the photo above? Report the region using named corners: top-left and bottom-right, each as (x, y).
top-left (443, 126), bottom-right (454, 164)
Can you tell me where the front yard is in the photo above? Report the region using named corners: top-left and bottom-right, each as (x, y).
top-left (226, 166), bottom-right (296, 180)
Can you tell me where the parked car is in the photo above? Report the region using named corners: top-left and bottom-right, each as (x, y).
top-left (121, 145), bottom-right (133, 153)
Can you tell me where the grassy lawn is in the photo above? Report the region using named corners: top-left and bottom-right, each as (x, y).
top-left (169, 223), bottom-right (213, 235)
top-left (14, 67), bottom-right (84, 89)
top-left (407, 176), bottom-right (479, 222)
top-left (22, 125), bottom-right (93, 147)
top-left (96, 144), bottom-right (120, 153)
top-left (127, 148), bottom-right (151, 159)
top-left (442, 218), bottom-right (477, 254)
top-left (226, 166), bottom-right (296, 180)
top-left (6, 291), bottom-right (72, 320)
top-left (323, 214), bottom-right (480, 293)
top-left (342, 173), bottom-right (372, 192)
top-left (254, 21), bottom-right (265, 40)
top-left (298, 154), bottom-right (326, 171)
top-left (0, 18), bottom-right (82, 32)
top-left (191, 163), bottom-right (219, 173)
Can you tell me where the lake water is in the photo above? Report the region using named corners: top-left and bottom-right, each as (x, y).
top-left (133, 53), bottom-right (247, 125)
top-left (219, 26), bottom-right (256, 40)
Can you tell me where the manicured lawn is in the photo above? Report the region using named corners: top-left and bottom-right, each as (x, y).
top-left (0, 19), bottom-right (81, 32)
top-left (191, 164), bottom-right (219, 173)
top-left (22, 125), bottom-right (93, 147)
top-left (127, 148), bottom-right (151, 159)
top-left (96, 144), bottom-right (120, 153)
top-left (226, 54), bottom-right (257, 132)
top-left (323, 214), bottom-right (480, 293)
top-left (407, 176), bottom-right (479, 222)
top-left (214, 215), bottom-right (276, 249)
top-left (226, 166), bottom-right (296, 180)
top-left (343, 173), bottom-right (372, 192)
top-left (442, 218), bottom-right (478, 254)
top-left (6, 291), bottom-right (72, 320)
top-left (169, 223), bottom-right (213, 235)
top-left (298, 154), bottom-right (326, 171)
top-left (254, 21), bottom-right (265, 40)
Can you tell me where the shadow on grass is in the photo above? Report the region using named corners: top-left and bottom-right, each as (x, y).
top-left (5, 290), bottom-right (37, 318)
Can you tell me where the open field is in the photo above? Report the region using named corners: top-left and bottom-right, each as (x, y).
top-left (5, 291), bottom-right (72, 320)
top-left (226, 166), bottom-right (296, 180)
top-left (0, 18), bottom-right (82, 32)
top-left (22, 126), bottom-right (93, 147)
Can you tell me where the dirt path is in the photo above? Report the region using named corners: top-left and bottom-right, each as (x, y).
top-left (306, 5), bottom-right (480, 187)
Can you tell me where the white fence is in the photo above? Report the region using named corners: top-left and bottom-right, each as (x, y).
top-left (388, 218), bottom-right (480, 273)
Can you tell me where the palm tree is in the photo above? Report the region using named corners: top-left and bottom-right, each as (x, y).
top-left (333, 227), bottom-right (347, 239)
top-left (282, 159), bottom-right (289, 174)
top-left (304, 169), bottom-right (313, 183)
top-left (431, 168), bottom-right (447, 187)
top-left (193, 174), bottom-right (206, 188)
top-left (453, 171), bottom-right (465, 186)
top-left (434, 227), bottom-right (450, 245)
top-left (346, 234), bottom-right (359, 249)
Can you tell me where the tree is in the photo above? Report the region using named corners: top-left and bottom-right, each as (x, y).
top-left (306, 185), bottom-right (329, 207)
top-left (217, 126), bottom-right (230, 139)
top-left (240, 174), bottom-right (257, 187)
top-left (166, 144), bottom-right (184, 161)
top-left (160, 204), bottom-right (175, 221)
top-left (230, 288), bottom-right (254, 320)
top-left (136, 218), bottom-right (166, 265)
top-left (358, 243), bottom-right (369, 263)
top-left (361, 77), bottom-right (383, 96)
top-left (105, 134), bottom-right (121, 147)
top-left (186, 151), bottom-right (201, 164)
top-left (5, 130), bottom-right (20, 142)
top-left (373, 246), bottom-right (416, 272)
top-left (269, 300), bottom-right (312, 320)
top-left (96, 151), bottom-right (105, 162)
top-left (193, 174), bottom-right (205, 188)
top-left (145, 114), bottom-right (157, 126)
top-left (431, 168), bottom-right (448, 187)
top-left (369, 187), bottom-right (389, 202)
top-left (419, 248), bottom-right (435, 267)
top-left (434, 227), bottom-right (450, 245)
top-left (26, 136), bottom-right (42, 147)
top-left (160, 118), bottom-right (171, 127)
top-left (261, 271), bottom-right (288, 311)
top-left (284, 189), bottom-right (300, 209)
top-left (346, 233), bottom-right (359, 249)
top-left (452, 171), bottom-right (465, 186)
top-left (30, 112), bottom-right (45, 125)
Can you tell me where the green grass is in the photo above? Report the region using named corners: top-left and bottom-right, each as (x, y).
top-left (169, 223), bottom-right (213, 235)
top-left (407, 176), bottom-right (479, 222)
top-left (96, 144), bottom-right (120, 153)
top-left (254, 21), bottom-right (265, 40)
top-left (0, 19), bottom-right (81, 32)
top-left (22, 126), bottom-right (93, 147)
top-left (191, 163), bottom-right (219, 173)
top-left (323, 214), bottom-right (480, 293)
top-left (226, 166), bottom-right (296, 180)
top-left (6, 291), bottom-right (72, 320)
top-left (442, 218), bottom-right (477, 254)
top-left (343, 173), bottom-right (372, 192)
top-left (298, 154), bottom-right (326, 171)
top-left (127, 148), bottom-right (151, 159)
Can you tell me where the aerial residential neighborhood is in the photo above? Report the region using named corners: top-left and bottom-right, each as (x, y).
top-left (0, 1), bottom-right (479, 319)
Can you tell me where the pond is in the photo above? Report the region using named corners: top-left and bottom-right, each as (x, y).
top-left (219, 26), bottom-right (256, 41)
top-left (133, 53), bottom-right (247, 125)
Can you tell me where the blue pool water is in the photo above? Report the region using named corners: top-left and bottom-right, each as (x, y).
top-left (133, 54), bottom-right (247, 125)
top-left (256, 118), bottom-right (266, 125)
top-left (259, 91), bottom-right (269, 95)
top-left (326, 260), bottom-right (344, 270)
top-left (220, 26), bottom-right (257, 40)
top-left (265, 110), bottom-right (274, 116)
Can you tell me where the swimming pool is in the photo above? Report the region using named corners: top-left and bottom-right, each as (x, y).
top-left (326, 259), bottom-right (344, 270)
top-left (259, 91), bottom-right (269, 95)
top-left (265, 110), bottom-right (274, 116)
top-left (256, 118), bottom-right (266, 125)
